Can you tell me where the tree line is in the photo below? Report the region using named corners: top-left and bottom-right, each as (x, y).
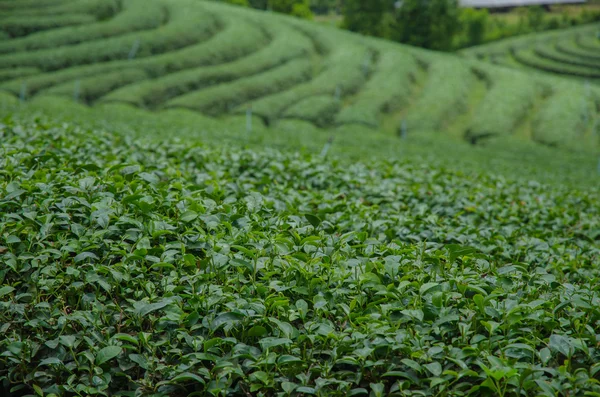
top-left (215, 0), bottom-right (600, 51)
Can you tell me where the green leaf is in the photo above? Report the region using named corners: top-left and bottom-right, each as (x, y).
top-left (304, 214), bottom-right (322, 228)
top-left (296, 299), bottom-right (308, 319)
top-left (231, 245), bottom-right (256, 258)
top-left (2, 189), bottom-right (26, 201)
top-left (446, 245), bottom-right (477, 262)
top-left (535, 379), bottom-right (556, 395)
top-left (121, 165), bottom-right (141, 175)
top-left (149, 262), bottom-right (176, 271)
top-left (135, 300), bottom-right (171, 317)
top-left (401, 359), bottom-right (422, 372)
top-left (212, 312), bottom-right (245, 330)
top-left (129, 353), bottom-right (149, 369)
top-left (170, 372), bottom-right (206, 385)
top-left (473, 294), bottom-right (485, 313)
top-left (549, 334), bottom-right (573, 357)
top-left (259, 337), bottom-right (292, 350)
top-left (420, 282), bottom-right (441, 295)
top-left (250, 371), bottom-right (269, 384)
top-left (5, 235), bottom-right (20, 244)
top-left (277, 355), bottom-right (302, 365)
top-left (539, 347), bottom-right (551, 365)
top-left (247, 325), bottom-right (268, 337)
top-left (185, 311), bottom-right (201, 327)
top-left (33, 384), bottom-right (44, 397)
top-left (432, 292), bottom-right (444, 308)
top-left (95, 346), bottom-right (122, 366)
top-left (74, 252), bottom-right (99, 263)
top-left (296, 387), bottom-right (316, 394)
top-left (0, 286), bottom-right (15, 298)
top-left (113, 334), bottom-right (138, 345)
top-left (58, 335), bottom-right (77, 348)
top-left (139, 172), bottom-right (160, 184)
top-left (281, 382), bottom-right (297, 393)
top-left (370, 383), bottom-right (385, 397)
top-left (38, 357), bottom-right (63, 366)
top-left (401, 309), bottom-right (424, 322)
top-left (180, 210), bottom-right (198, 222)
top-left (425, 362), bottom-right (442, 377)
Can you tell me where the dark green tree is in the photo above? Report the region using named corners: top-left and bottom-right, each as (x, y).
top-left (248, 0), bottom-right (268, 8)
top-left (310, 0), bottom-right (340, 15)
top-left (220, 0), bottom-right (250, 6)
top-left (268, 0), bottom-right (313, 18)
top-left (391, 0), bottom-right (461, 51)
top-left (214, 0), bottom-right (313, 19)
top-left (342, 0), bottom-right (390, 37)
top-left (461, 8), bottom-right (488, 46)
top-left (527, 6), bottom-right (545, 31)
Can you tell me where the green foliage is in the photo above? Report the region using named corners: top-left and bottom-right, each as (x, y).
top-left (220, 0), bottom-right (250, 6)
top-left (513, 48), bottom-right (600, 78)
top-left (335, 47), bottom-right (418, 127)
top-left (461, 8), bottom-right (488, 46)
top-left (535, 42), bottom-right (600, 69)
top-left (1, 89), bottom-right (598, 188)
top-left (0, 0), bottom-right (68, 10)
top-left (1, 118), bottom-right (600, 396)
top-left (462, 24), bottom-right (600, 82)
top-left (291, 1), bottom-right (314, 19)
top-left (166, 59), bottom-right (314, 114)
top-left (214, 0), bottom-right (313, 18)
top-left (527, 6), bottom-right (546, 31)
top-left (341, 0), bottom-right (389, 37)
top-left (216, 0), bottom-right (600, 48)
top-left (0, 14), bottom-right (97, 38)
top-left (246, 28), bottom-right (370, 122)
top-left (42, 70), bottom-right (149, 103)
top-left (466, 68), bottom-right (540, 143)
top-left (0, 3), bottom-right (220, 71)
top-left (282, 94), bottom-right (340, 125)
top-left (0, 67), bottom-right (40, 83)
top-left (576, 32), bottom-right (600, 51)
top-left (3, 0), bottom-right (120, 19)
top-left (310, 0), bottom-right (339, 14)
top-left (391, 0), bottom-right (461, 51)
top-left (555, 40), bottom-right (600, 61)
top-left (532, 83), bottom-right (597, 150)
top-left (0, 0), bottom-right (599, 154)
top-left (0, 0), bottom-right (165, 55)
top-left (100, 20), bottom-right (313, 108)
top-left (270, 0), bottom-right (313, 19)
top-left (404, 59), bottom-right (474, 131)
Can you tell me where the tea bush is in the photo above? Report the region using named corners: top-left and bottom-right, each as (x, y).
top-left (1, 119), bottom-right (600, 396)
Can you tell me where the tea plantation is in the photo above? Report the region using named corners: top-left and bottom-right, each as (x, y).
top-left (462, 24), bottom-right (600, 82)
top-left (1, 117), bottom-right (599, 397)
top-left (2, 0), bottom-right (600, 396)
top-left (0, 0), bottom-right (599, 150)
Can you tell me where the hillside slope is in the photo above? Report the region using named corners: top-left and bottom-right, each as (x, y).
top-left (0, 0), bottom-right (599, 151)
top-left (461, 24), bottom-right (600, 82)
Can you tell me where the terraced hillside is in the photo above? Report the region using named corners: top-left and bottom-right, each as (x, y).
top-left (461, 24), bottom-right (600, 82)
top-left (1, 0), bottom-right (600, 151)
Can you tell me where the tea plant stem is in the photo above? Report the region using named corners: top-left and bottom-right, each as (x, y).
top-left (128, 39), bottom-right (140, 60)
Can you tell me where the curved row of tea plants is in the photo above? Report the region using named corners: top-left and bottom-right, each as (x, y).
top-left (0, 0), bottom-right (599, 150)
top-left (0, 0), bottom-right (165, 55)
top-left (461, 23), bottom-right (600, 82)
